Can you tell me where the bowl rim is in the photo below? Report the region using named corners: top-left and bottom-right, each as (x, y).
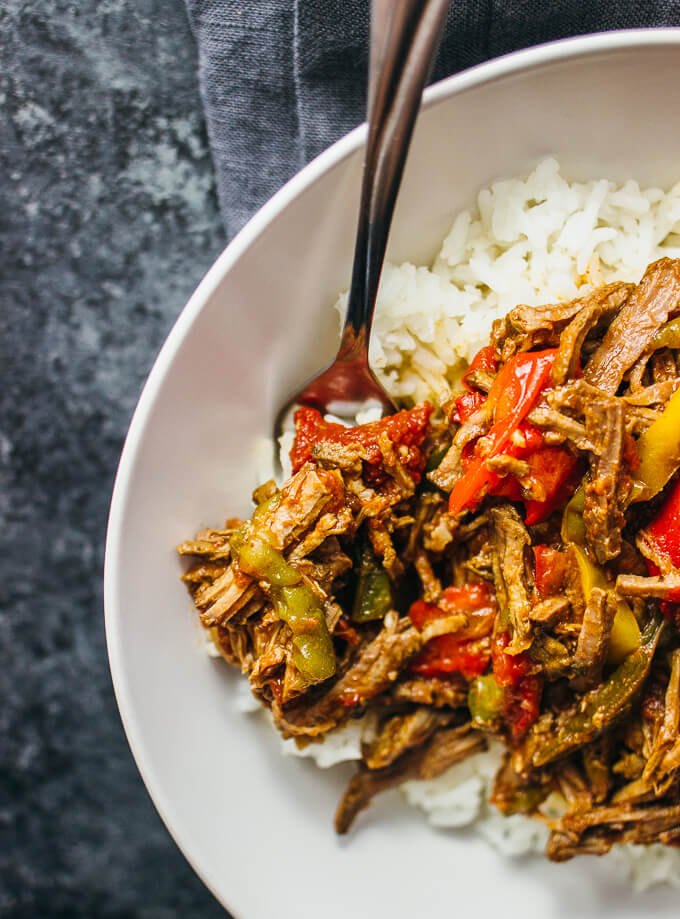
top-left (104, 26), bottom-right (680, 917)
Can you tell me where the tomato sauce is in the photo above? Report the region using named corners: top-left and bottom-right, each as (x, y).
top-left (290, 403), bottom-right (432, 481)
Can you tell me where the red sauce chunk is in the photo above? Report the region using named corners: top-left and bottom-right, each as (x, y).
top-left (407, 599), bottom-right (442, 631)
top-left (492, 631), bottom-right (542, 738)
top-left (290, 403), bottom-right (432, 480)
top-left (453, 390), bottom-right (486, 423)
top-left (503, 677), bottom-right (542, 738)
top-left (533, 545), bottom-right (570, 599)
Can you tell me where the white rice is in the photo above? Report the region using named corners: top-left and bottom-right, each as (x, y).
top-left (238, 159), bottom-right (680, 889)
top-left (333, 157), bottom-right (680, 406)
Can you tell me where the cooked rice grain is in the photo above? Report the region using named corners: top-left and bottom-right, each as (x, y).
top-left (333, 158), bottom-right (680, 406)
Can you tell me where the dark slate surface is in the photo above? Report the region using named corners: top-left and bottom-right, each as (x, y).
top-left (6, 2), bottom-right (680, 917)
top-left (0, 2), bottom-right (228, 915)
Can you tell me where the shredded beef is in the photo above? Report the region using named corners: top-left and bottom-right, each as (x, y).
top-left (584, 258), bottom-right (680, 393)
top-left (180, 259), bottom-right (680, 858)
top-left (273, 617), bottom-right (422, 738)
top-left (489, 505), bottom-right (533, 653)
top-left (335, 723), bottom-right (486, 833)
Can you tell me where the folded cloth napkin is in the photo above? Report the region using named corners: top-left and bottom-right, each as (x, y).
top-left (185, 0), bottom-right (680, 238)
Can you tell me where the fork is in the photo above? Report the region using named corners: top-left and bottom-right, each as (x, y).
top-left (273, 0), bottom-right (450, 442)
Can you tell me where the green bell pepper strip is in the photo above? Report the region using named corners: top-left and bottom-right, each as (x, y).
top-left (648, 315), bottom-right (680, 351)
top-left (425, 445), bottom-right (448, 473)
top-left (352, 537), bottom-right (393, 623)
top-left (273, 586), bottom-right (336, 683)
top-left (493, 781), bottom-right (550, 816)
top-left (230, 528), bottom-right (301, 587)
top-left (252, 492), bottom-right (280, 519)
top-left (526, 613), bottom-right (664, 768)
top-left (231, 524), bottom-right (336, 684)
top-left (467, 673), bottom-right (505, 728)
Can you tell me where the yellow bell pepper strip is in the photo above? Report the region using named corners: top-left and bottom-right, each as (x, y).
top-left (352, 537), bottom-right (393, 623)
top-left (560, 484), bottom-right (587, 545)
top-left (448, 349), bottom-right (558, 516)
top-left (571, 544), bottom-right (640, 665)
top-left (633, 383), bottom-right (680, 500)
top-left (605, 604), bottom-right (641, 665)
top-left (559, 487), bottom-right (641, 663)
top-left (230, 524), bottom-right (336, 684)
top-left (524, 613), bottom-right (664, 769)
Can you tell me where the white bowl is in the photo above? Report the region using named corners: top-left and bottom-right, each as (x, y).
top-left (106, 30), bottom-right (680, 918)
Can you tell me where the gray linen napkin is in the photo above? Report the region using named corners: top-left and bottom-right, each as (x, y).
top-left (185, 1), bottom-right (680, 238)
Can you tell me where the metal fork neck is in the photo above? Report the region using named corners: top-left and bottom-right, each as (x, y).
top-left (343, 0), bottom-right (450, 342)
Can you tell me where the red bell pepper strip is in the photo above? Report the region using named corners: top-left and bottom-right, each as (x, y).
top-left (523, 447), bottom-right (583, 525)
top-left (480, 429), bottom-right (580, 525)
top-left (410, 635), bottom-right (491, 680)
top-left (491, 631), bottom-right (530, 688)
top-left (480, 423), bottom-right (543, 503)
top-left (644, 476), bottom-right (680, 604)
top-left (462, 345), bottom-right (498, 390)
top-left (448, 350), bottom-right (558, 516)
top-left (408, 583), bottom-right (496, 629)
top-left (408, 583), bottom-right (496, 679)
top-left (407, 599), bottom-right (441, 631)
top-left (509, 422), bottom-right (544, 455)
top-left (454, 403), bottom-right (579, 524)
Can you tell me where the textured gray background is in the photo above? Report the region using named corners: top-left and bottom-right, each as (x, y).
top-left (5, 1), bottom-right (680, 917)
top-left (1, 1), bottom-right (227, 915)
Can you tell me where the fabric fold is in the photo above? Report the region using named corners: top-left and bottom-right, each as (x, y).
top-left (185, 0), bottom-right (680, 238)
